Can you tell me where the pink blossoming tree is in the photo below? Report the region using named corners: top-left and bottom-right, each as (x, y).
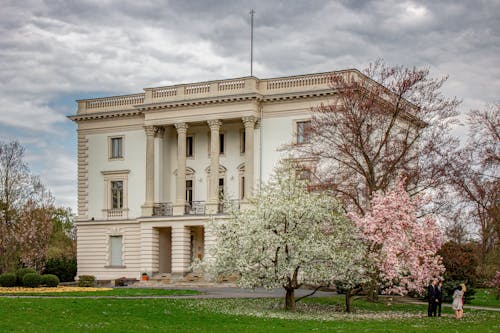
top-left (349, 180), bottom-right (445, 300)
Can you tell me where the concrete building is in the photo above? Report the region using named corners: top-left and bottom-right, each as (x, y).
top-left (69, 70), bottom-right (364, 281)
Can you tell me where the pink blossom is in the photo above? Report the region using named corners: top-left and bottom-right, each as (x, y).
top-left (349, 180), bottom-right (445, 295)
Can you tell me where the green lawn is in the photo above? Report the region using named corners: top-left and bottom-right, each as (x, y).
top-left (0, 288), bottom-right (200, 297)
top-left (0, 296), bottom-right (498, 332)
top-left (470, 289), bottom-right (500, 308)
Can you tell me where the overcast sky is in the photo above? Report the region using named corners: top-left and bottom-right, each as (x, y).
top-left (0, 0), bottom-right (498, 211)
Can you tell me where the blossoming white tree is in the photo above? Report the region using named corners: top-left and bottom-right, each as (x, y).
top-left (349, 180), bottom-right (445, 299)
top-left (208, 162), bottom-right (366, 311)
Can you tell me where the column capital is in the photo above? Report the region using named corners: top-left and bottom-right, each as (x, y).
top-left (242, 116), bottom-right (257, 128)
top-left (154, 126), bottom-right (165, 138)
top-left (207, 119), bottom-right (222, 130)
top-left (144, 125), bottom-right (156, 136)
top-left (174, 122), bottom-right (188, 134)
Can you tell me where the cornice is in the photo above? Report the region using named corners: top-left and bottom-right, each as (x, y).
top-left (262, 89), bottom-right (335, 102)
top-left (68, 109), bottom-right (143, 122)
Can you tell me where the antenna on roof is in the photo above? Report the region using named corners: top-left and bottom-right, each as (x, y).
top-left (249, 9), bottom-right (255, 76)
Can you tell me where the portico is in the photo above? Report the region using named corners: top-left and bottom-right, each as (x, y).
top-left (142, 115), bottom-right (258, 218)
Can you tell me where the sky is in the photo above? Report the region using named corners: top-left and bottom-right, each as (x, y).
top-left (0, 0), bottom-right (499, 211)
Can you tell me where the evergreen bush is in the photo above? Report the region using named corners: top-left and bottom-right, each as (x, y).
top-left (41, 274), bottom-right (60, 287)
top-left (78, 275), bottom-right (95, 287)
top-left (43, 257), bottom-right (77, 282)
top-left (22, 273), bottom-right (42, 288)
top-left (0, 273), bottom-right (17, 287)
top-left (16, 268), bottom-right (37, 286)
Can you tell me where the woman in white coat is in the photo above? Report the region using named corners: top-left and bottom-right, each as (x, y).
top-left (452, 285), bottom-right (464, 319)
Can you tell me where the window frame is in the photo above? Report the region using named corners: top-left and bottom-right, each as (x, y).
top-left (108, 136), bottom-right (125, 160)
top-left (294, 120), bottom-right (312, 145)
top-left (101, 170), bottom-right (130, 220)
top-left (186, 135), bottom-right (194, 158)
top-left (240, 129), bottom-right (246, 154)
top-left (109, 235), bottom-right (123, 267)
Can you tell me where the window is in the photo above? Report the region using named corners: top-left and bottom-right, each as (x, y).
top-left (219, 133), bottom-right (225, 154)
top-left (218, 178), bottom-right (224, 199)
top-left (240, 176), bottom-right (245, 200)
top-left (109, 136), bottom-right (123, 159)
top-left (240, 130), bottom-right (246, 154)
top-left (296, 121), bottom-right (312, 144)
top-left (298, 169), bottom-right (312, 181)
top-left (110, 236), bottom-right (123, 266)
top-left (186, 136), bottom-right (194, 157)
top-left (102, 170), bottom-right (129, 219)
top-left (186, 180), bottom-right (193, 206)
top-left (111, 181), bottom-right (123, 209)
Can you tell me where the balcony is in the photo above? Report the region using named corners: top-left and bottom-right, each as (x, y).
top-left (218, 200), bottom-right (241, 214)
top-left (153, 202), bottom-right (173, 217)
top-left (185, 201), bottom-right (206, 215)
top-left (104, 208), bottom-right (128, 219)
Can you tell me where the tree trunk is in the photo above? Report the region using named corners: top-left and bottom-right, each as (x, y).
top-left (345, 288), bottom-right (353, 313)
top-left (366, 277), bottom-right (379, 302)
top-left (285, 287), bottom-right (296, 311)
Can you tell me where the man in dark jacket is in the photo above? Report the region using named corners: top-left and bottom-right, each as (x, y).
top-left (428, 279), bottom-right (438, 317)
top-left (436, 281), bottom-right (443, 317)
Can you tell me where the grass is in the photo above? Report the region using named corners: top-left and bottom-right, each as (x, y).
top-left (470, 289), bottom-right (500, 308)
top-left (0, 287), bottom-right (201, 297)
top-left (0, 295), bottom-right (498, 332)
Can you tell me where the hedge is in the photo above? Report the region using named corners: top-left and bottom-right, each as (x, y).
top-left (23, 273), bottom-right (42, 288)
top-left (41, 274), bottom-right (60, 287)
top-left (0, 273), bottom-right (17, 287)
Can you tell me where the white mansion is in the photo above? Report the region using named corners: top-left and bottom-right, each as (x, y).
top-left (69, 70), bottom-right (365, 281)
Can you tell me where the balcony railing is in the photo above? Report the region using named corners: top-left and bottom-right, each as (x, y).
top-left (153, 202), bottom-right (173, 216)
top-left (104, 208), bottom-right (128, 219)
top-left (218, 200), bottom-right (241, 214)
top-left (185, 201), bottom-right (206, 215)
top-left (150, 200), bottom-right (240, 217)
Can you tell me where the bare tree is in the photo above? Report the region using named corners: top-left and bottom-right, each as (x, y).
top-left (295, 60), bottom-right (460, 215)
top-left (0, 140), bottom-right (56, 272)
top-left (447, 105), bottom-right (499, 274)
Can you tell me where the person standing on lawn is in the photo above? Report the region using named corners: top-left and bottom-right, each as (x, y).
top-left (436, 281), bottom-right (443, 317)
top-left (452, 285), bottom-right (464, 319)
top-left (427, 279), bottom-right (438, 317)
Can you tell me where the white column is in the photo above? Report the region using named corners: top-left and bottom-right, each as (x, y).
top-left (171, 225), bottom-right (191, 275)
top-left (242, 116), bottom-right (256, 201)
top-left (207, 119), bottom-right (221, 214)
top-left (173, 123), bottom-right (188, 216)
top-left (141, 126), bottom-right (156, 216)
top-left (154, 127), bottom-right (165, 203)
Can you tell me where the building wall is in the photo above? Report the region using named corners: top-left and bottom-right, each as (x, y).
top-left (76, 221), bottom-right (141, 280)
top-left (87, 129), bottom-right (146, 220)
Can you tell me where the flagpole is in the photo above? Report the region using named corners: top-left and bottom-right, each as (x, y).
top-left (250, 9), bottom-right (255, 76)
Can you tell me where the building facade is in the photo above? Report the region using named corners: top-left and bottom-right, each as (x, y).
top-left (69, 70), bottom-right (363, 281)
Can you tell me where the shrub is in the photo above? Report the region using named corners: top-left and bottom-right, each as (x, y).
top-left (0, 273), bottom-right (17, 287)
top-left (16, 268), bottom-right (37, 286)
top-left (78, 275), bottom-right (95, 287)
top-left (22, 273), bottom-right (42, 288)
top-left (43, 257), bottom-right (77, 282)
top-left (41, 274), bottom-right (60, 287)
